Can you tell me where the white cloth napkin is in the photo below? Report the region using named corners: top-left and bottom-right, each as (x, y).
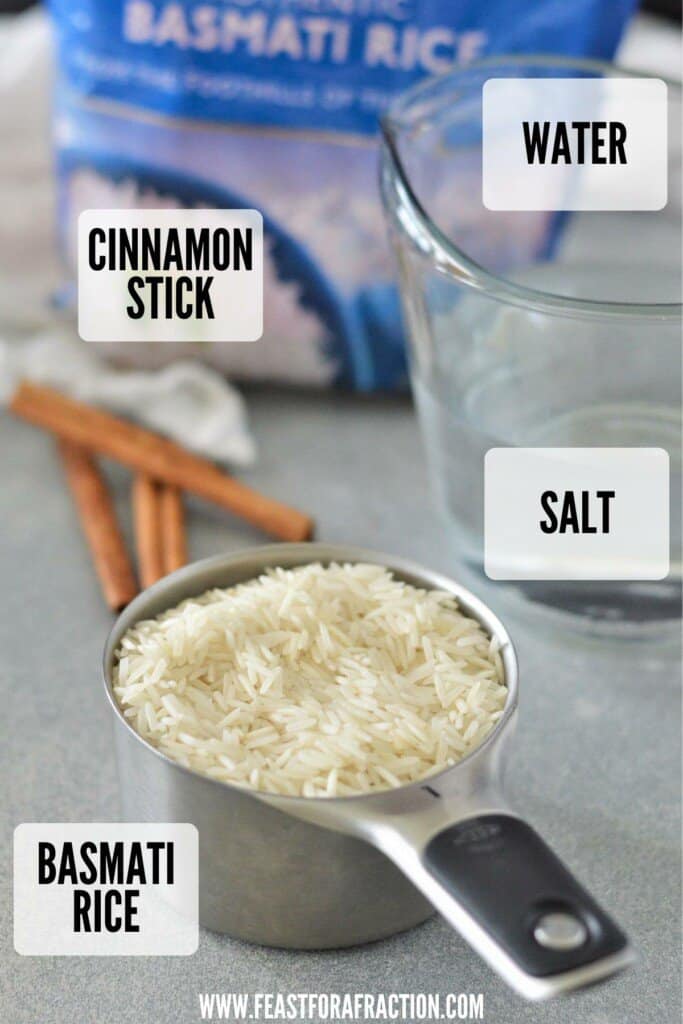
top-left (0, 329), bottom-right (255, 465)
top-left (0, 8), bottom-right (255, 467)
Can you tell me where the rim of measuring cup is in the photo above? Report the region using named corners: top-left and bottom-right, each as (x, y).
top-left (380, 54), bottom-right (682, 324)
top-left (103, 543), bottom-right (519, 808)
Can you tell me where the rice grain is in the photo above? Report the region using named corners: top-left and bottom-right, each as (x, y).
top-left (113, 562), bottom-right (507, 797)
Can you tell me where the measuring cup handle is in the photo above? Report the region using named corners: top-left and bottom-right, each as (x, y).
top-left (418, 812), bottom-right (633, 1000)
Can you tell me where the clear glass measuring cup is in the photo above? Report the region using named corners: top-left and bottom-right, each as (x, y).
top-left (380, 57), bottom-right (682, 646)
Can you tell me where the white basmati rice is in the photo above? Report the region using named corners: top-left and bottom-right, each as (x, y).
top-left (113, 563), bottom-right (507, 797)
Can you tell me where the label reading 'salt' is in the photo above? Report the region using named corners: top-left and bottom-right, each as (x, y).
top-left (78, 209), bottom-right (263, 342)
top-left (14, 823), bottom-right (198, 955)
top-left (484, 448), bottom-right (669, 581)
top-left (482, 78), bottom-right (667, 210)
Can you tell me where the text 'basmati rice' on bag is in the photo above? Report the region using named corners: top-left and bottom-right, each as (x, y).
top-left (49, 0), bottom-right (636, 390)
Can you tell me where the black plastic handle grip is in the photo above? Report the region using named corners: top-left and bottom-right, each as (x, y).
top-left (423, 814), bottom-right (628, 978)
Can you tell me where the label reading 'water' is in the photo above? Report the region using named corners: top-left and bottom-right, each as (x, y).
top-left (482, 78), bottom-right (667, 211)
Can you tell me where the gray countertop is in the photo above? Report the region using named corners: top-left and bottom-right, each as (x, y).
top-left (2, 391), bottom-right (681, 1024)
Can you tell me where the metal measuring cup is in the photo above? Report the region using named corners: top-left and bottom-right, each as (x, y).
top-left (103, 543), bottom-right (633, 1000)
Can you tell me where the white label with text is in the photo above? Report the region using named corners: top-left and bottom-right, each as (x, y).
top-left (78, 209), bottom-right (263, 342)
top-left (484, 448), bottom-right (669, 580)
top-left (14, 823), bottom-right (198, 955)
top-left (482, 78), bottom-right (667, 210)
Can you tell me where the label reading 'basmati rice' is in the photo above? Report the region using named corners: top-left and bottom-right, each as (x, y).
top-left (14, 823), bottom-right (198, 955)
top-left (113, 562), bottom-right (507, 797)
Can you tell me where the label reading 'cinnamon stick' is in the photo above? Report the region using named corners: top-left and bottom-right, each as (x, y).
top-left (78, 209), bottom-right (263, 342)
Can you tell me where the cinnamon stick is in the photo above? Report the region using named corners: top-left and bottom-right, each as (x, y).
top-left (132, 474), bottom-right (165, 589)
top-left (10, 382), bottom-right (314, 542)
top-left (57, 440), bottom-right (138, 611)
top-left (159, 484), bottom-right (187, 575)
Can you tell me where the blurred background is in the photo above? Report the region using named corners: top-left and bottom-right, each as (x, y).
top-left (0, 0), bottom-right (680, 642)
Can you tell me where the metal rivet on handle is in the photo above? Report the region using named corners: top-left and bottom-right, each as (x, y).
top-left (533, 912), bottom-right (588, 951)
